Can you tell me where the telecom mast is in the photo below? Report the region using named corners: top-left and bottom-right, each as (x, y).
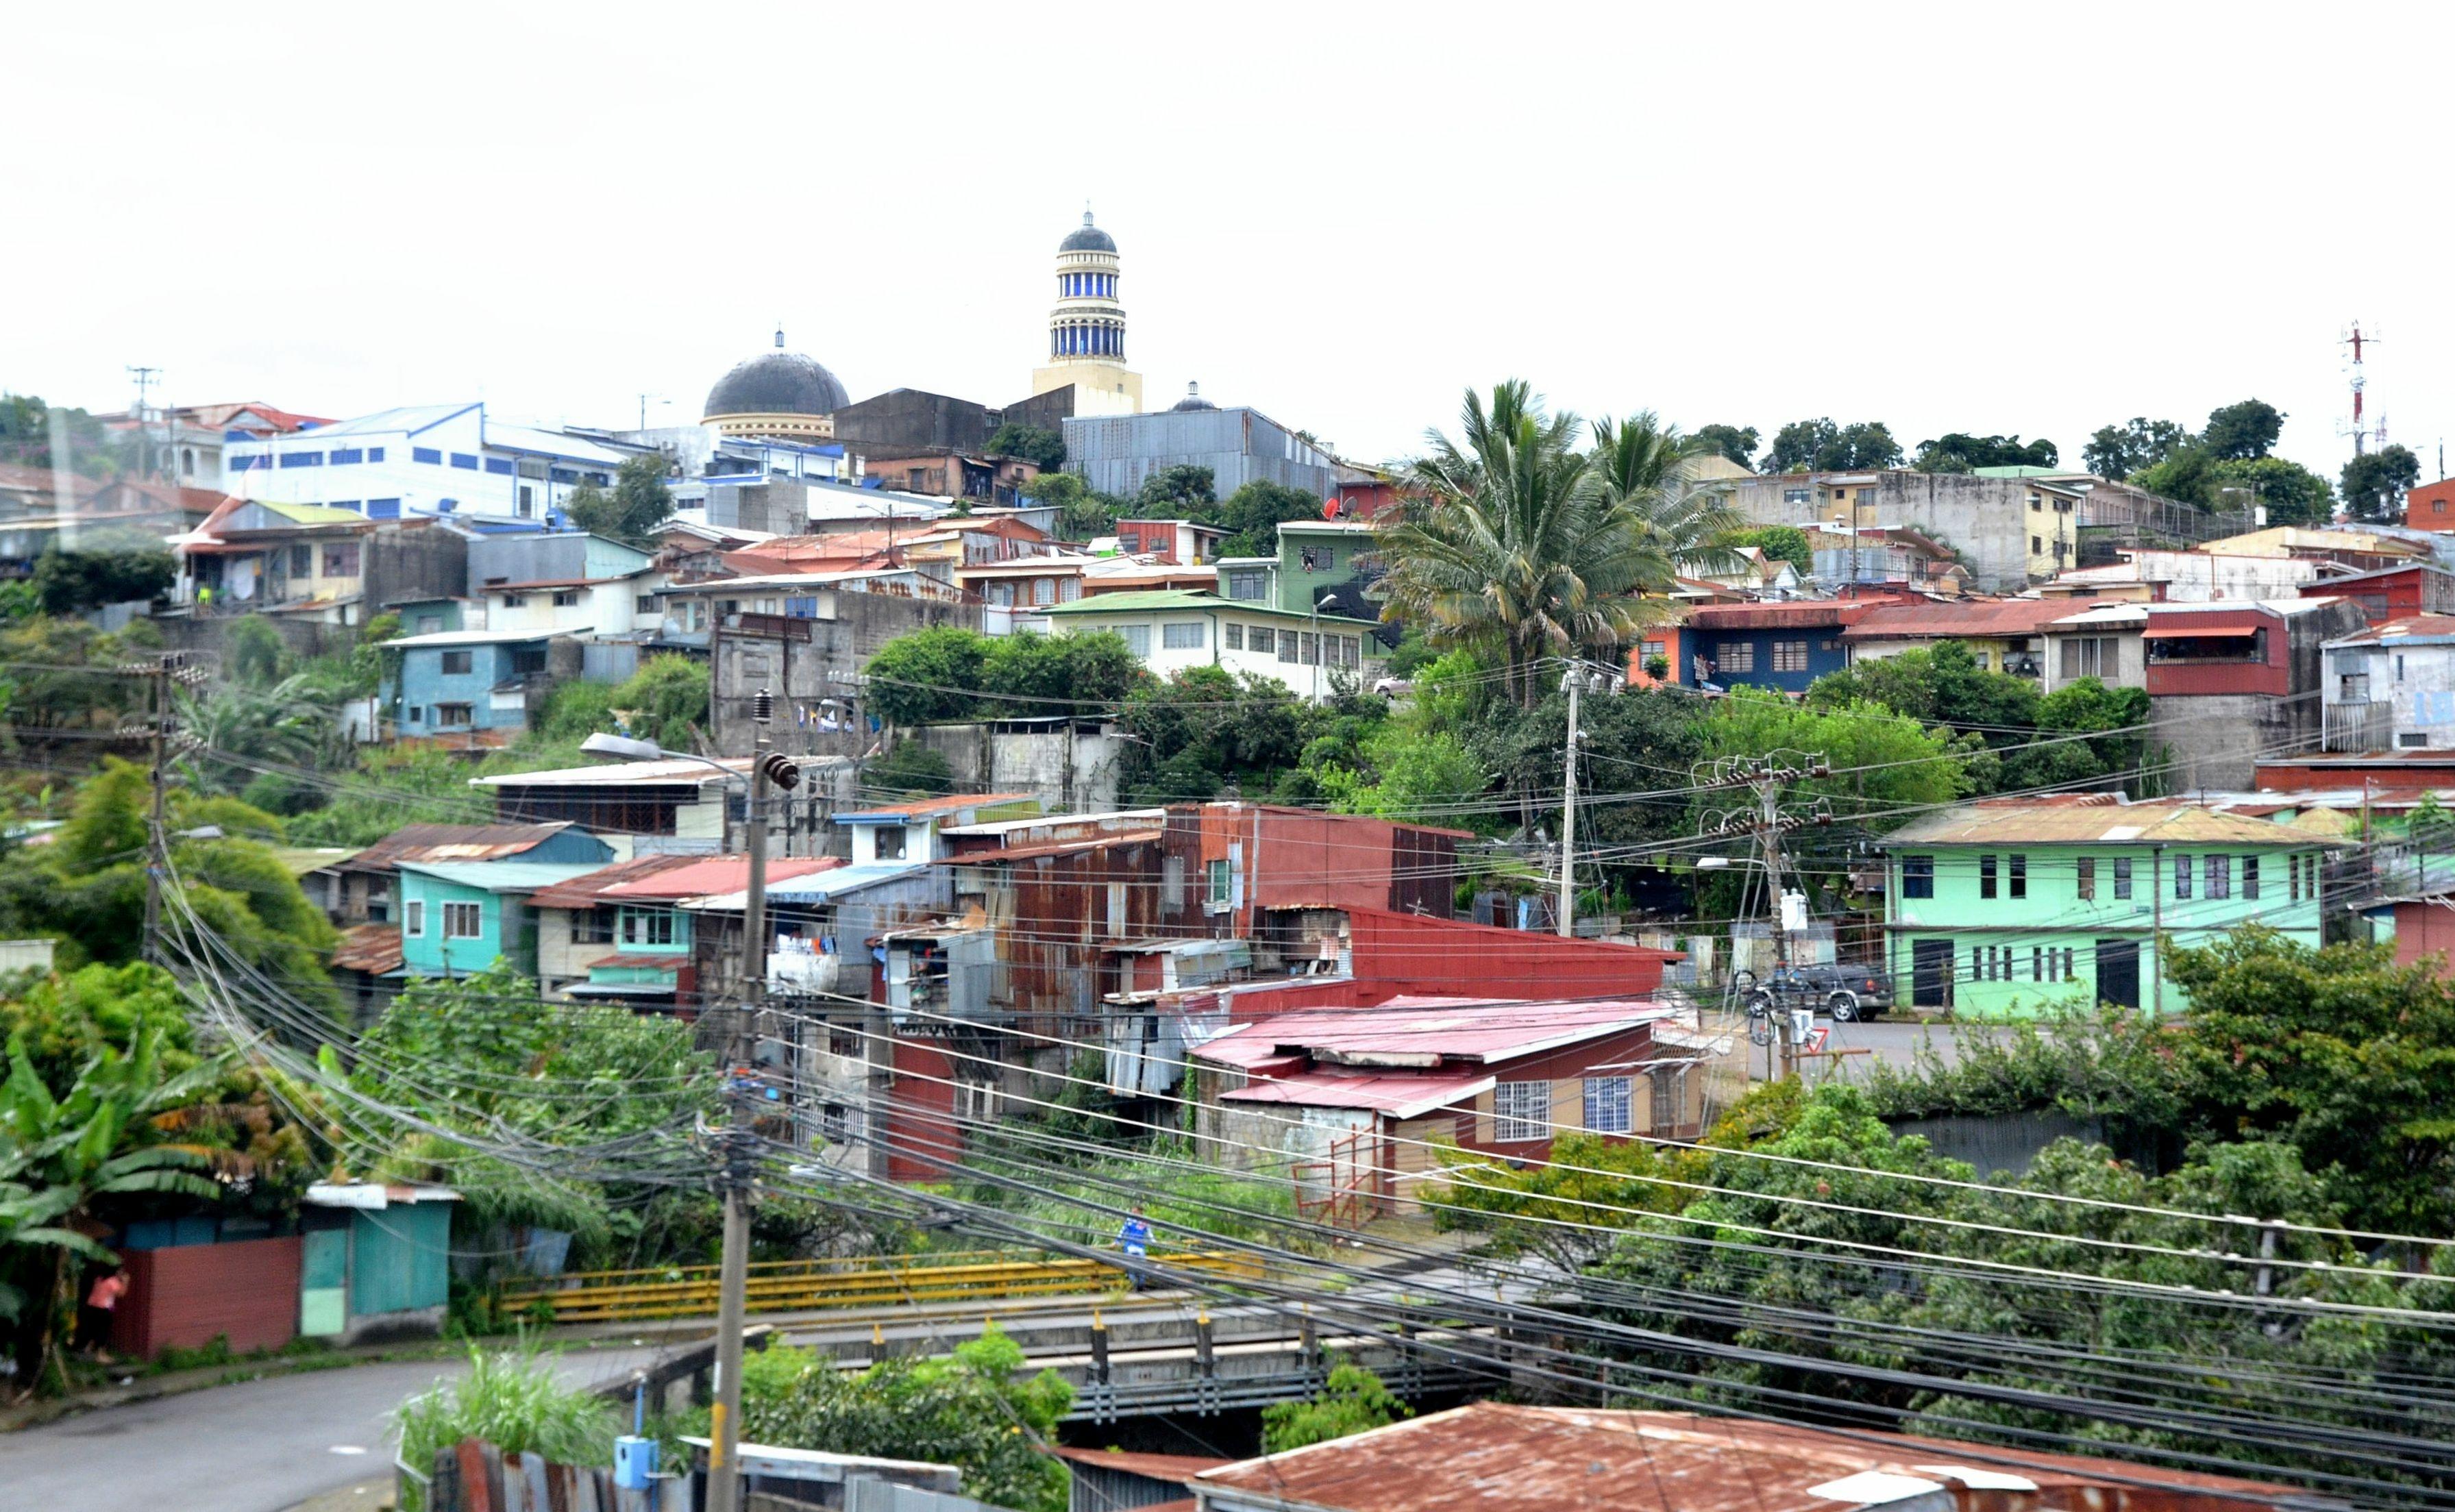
top-left (2340, 322), bottom-right (2384, 456)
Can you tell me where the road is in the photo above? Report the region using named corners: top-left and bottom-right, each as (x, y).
top-left (0, 1344), bottom-right (658, 1512)
top-left (1736, 1015), bottom-right (2017, 1080)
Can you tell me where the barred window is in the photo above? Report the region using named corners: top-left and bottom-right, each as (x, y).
top-left (1223, 623), bottom-right (1243, 650)
top-left (1492, 1080), bottom-right (1551, 1142)
top-left (1583, 1076), bottom-right (1632, 1135)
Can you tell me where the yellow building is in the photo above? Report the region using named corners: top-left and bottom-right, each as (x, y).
top-left (1029, 210), bottom-right (1143, 417)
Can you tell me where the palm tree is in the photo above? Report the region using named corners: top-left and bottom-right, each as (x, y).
top-left (1, 1030), bottom-right (230, 1391)
top-left (1377, 383), bottom-right (1738, 705)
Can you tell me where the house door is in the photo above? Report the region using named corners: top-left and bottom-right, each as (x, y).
top-left (2094, 939), bottom-right (2140, 1010)
top-left (1911, 940), bottom-right (1954, 1009)
top-left (299, 1226), bottom-right (348, 1337)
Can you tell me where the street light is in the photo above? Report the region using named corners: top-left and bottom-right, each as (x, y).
top-left (583, 708), bottom-right (798, 1512)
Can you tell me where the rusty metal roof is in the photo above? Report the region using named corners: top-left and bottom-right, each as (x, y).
top-left (1841, 597), bottom-right (2075, 641)
top-left (1882, 799), bottom-right (2343, 848)
top-left (330, 924), bottom-right (402, 976)
top-left (336, 823), bottom-right (578, 874)
top-left (1194, 1404), bottom-right (2315, 1512)
top-left (1048, 1448), bottom-right (1228, 1482)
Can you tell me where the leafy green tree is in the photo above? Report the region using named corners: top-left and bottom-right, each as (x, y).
top-left (2341, 444), bottom-right (2422, 523)
top-left (30, 549), bottom-right (173, 615)
top-left (1133, 464), bottom-right (1216, 513)
top-left (609, 654), bottom-right (709, 749)
top-left (1691, 423), bottom-right (1759, 469)
top-left (1379, 387), bottom-right (1736, 706)
top-left (865, 626), bottom-right (991, 726)
top-left (1022, 471), bottom-right (1122, 539)
top-left (2201, 398), bottom-right (2286, 460)
top-left (1, 1025), bottom-right (227, 1389)
top-left (1762, 418), bottom-right (1902, 473)
top-left (2207, 456), bottom-right (2333, 527)
top-left (1212, 479), bottom-right (1322, 558)
top-left (1318, 728), bottom-right (1484, 820)
top-left (1116, 666), bottom-right (1312, 805)
top-left (1260, 1365), bottom-right (1412, 1452)
top-left (980, 630), bottom-right (1139, 712)
top-left (1730, 525), bottom-right (1812, 576)
top-left (984, 423), bottom-right (1065, 471)
top-left (561, 454), bottom-right (675, 547)
top-left (0, 395), bottom-right (133, 476)
top-left (720, 1326), bottom-right (1073, 1512)
top-left (1909, 433), bottom-right (2058, 472)
top-left (865, 740), bottom-right (958, 797)
top-left (2082, 416), bottom-right (2194, 479)
top-left (1696, 685), bottom-right (1970, 850)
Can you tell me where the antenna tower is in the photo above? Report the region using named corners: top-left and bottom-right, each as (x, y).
top-left (2339, 323), bottom-right (2384, 456)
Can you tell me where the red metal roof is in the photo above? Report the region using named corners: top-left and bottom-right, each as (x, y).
top-left (601, 855), bottom-right (839, 900)
top-left (1195, 1403), bottom-right (2308, 1512)
top-left (523, 853), bottom-right (708, 910)
top-left (1194, 1000), bottom-right (1672, 1070)
top-left (1840, 597), bottom-right (2075, 641)
top-left (1048, 1448), bottom-right (1228, 1481)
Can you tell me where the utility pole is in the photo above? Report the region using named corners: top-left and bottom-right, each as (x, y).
top-left (1555, 659), bottom-right (1623, 938)
top-left (140, 654), bottom-right (174, 961)
top-left (1696, 751), bottom-right (1831, 1080)
top-left (710, 689), bottom-right (792, 1512)
top-left (126, 366), bottom-right (162, 478)
top-left (1557, 669), bottom-right (1581, 938)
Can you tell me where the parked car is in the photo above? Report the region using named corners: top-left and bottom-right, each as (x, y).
top-left (1737, 962), bottom-right (1891, 1022)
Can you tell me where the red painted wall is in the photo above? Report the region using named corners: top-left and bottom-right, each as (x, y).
top-left (1345, 908), bottom-right (1681, 1003)
top-left (2391, 901), bottom-right (2455, 974)
top-left (2252, 758), bottom-right (2455, 793)
top-left (885, 1037), bottom-right (961, 1184)
top-left (111, 1235), bottom-right (301, 1359)
top-left (2143, 608), bottom-right (2286, 696)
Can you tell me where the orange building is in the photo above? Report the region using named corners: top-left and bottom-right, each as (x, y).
top-left (2406, 477), bottom-right (2455, 531)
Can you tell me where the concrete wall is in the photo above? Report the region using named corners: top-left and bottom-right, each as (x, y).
top-left (915, 722), bottom-right (1124, 812)
top-left (363, 526), bottom-right (469, 615)
top-left (710, 591), bottom-right (985, 757)
top-left (1729, 473), bottom-right (2057, 591)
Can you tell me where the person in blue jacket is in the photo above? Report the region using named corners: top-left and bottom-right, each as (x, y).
top-left (1119, 1206), bottom-right (1153, 1289)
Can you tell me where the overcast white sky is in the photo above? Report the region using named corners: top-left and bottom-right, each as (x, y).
top-left (14, 3), bottom-right (2454, 483)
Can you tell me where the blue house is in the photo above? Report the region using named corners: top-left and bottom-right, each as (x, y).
top-left (398, 858), bottom-right (610, 978)
top-left (1668, 602), bottom-right (1857, 694)
top-left (380, 628), bottom-right (566, 736)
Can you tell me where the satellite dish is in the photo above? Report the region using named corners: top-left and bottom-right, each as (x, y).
top-left (1322, 497), bottom-right (1343, 519)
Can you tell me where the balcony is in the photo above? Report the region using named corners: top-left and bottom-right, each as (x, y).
top-left (2324, 698), bottom-right (2394, 753)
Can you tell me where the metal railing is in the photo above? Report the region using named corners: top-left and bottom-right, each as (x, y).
top-left (497, 1248), bottom-right (1265, 1324)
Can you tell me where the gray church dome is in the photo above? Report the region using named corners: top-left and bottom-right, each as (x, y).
top-left (703, 332), bottom-right (849, 420)
top-left (1059, 210), bottom-right (1116, 254)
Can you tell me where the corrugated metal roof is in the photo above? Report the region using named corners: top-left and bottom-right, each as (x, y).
top-left (1882, 800), bottom-right (2341, 848)
top-left (1193, 1001), bottom-right (1670, 1070)
top-left (395, 860), bottom-right (606, 892)
top-left (939, 830), bottom-right (1162, 863)
top-left (2330, 613), bottom-right (2455, 647)
top-left (1842, 597), bottom-right (2075, 641)
top-left (330, 924), bottom-right (402, 975)
top-left (1683, 602), bottom-right (1866, 630)
top-left (1048, 1449), bottom-right (1229, 1480)
top-left (1219, 1069), bottom-right (1495, 1117)
top-left (600, 855), bottom-right (838, 900)
top-left (380, 627), bottom-right (576, 648)
top-left (523, 853), bottom-right (708, 910)
top-left (1193, 1403), bottom-right (2312, 1512)
top-left (338, 823), bottom-right (578, 873)
top-left (836, 793), bottom-right (1039, 823)
top-left (1040, 589), bottom-right (1378, 626)
top-left (471, 758), bottom-right (750, 789)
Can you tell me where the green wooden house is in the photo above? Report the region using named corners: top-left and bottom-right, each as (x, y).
top-left (1878, 798), bottom-right (2341, 1018)
top-left (398, 860), bottom-right (607, 979)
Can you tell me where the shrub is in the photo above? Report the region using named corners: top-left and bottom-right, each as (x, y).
top-left (393, 1342), bottom-right (615, 1512)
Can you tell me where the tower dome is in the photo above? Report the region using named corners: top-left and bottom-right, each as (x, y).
top-left (1171, 382), bottom-right (1216, 412)
top-left (702, 328), bottom-right (849, 440)
top-left (1059, 210), bottom-right (1116, 254)
top-left (1030, 207), bottom-right (1141, 415)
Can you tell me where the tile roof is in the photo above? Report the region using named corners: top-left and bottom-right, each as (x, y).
top-left (1193, 1403), bottom-right (2311, 1512)
top-left (338, 823), bottom-right (579, 873)
top-left (1882, 798), bottom-right (2343, 847)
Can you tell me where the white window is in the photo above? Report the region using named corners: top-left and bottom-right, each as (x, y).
top-left (1162, 621), bottom-right (1205, 649)
top-left (1031, 577), bottom-right (1055, 606)
top-left (1223, 623), bottom-right (1244, 650)
top-left (1583, 1076), bottom-right (1632, 1135)
top-left (404, 899), bottom-right (425, 937)
top-left (1250, 626), bottom-right (1276, 655)
top-left (1492, 1080), bottom-right (1551, 1142)
top-left (1115, 625), bottom-right (1151, 657)
top-left (621, 908), bottom-right (677, 945)
top-left (442, 902), bottom-right (483, 939)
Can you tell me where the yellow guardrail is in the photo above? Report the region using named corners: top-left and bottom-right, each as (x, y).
top-left (497, 1248), bottom-right (1267, 1324)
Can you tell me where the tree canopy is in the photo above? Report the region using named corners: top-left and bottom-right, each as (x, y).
top-left (2202, 398), bottom-right (2286, 460)
top-left (1909, 432), bottom-right (2058, 472)
top-left (983, 423), bottom-right (1065, 471)
top-left (2341, 444), bottom-right (2422, 523)
top-left (560, 454), bottom-right (675, 547)
top-left (864, 627), bottom-right (1141, 726)
top-left (1690, 423), bottom-right (1759, 469)
top-left (1762, 417), bottom-right (1902, 473)
top-left (2082, 416), bottom-right (2194, 479)
top-left (1133, 464), bottom-right (1216, 512)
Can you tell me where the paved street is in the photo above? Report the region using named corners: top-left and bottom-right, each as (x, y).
top-left (1727, 1015), bottom-right (2019, 1081)
top-left (0, 1345), bottom-right (658, 1512)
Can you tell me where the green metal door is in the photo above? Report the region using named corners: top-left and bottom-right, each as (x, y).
top-left (301, 1227), bottom-right (349, 1336)
top-left (349, 1205), bottom-right (451, 1318)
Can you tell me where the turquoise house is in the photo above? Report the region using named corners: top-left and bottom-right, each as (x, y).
top-left (299, 1181), bottom-right (460, 1343)
top-left (398, 858), bottom-right (609, 978)
top-left (1879, 799), bottom-right (2340, 1018)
